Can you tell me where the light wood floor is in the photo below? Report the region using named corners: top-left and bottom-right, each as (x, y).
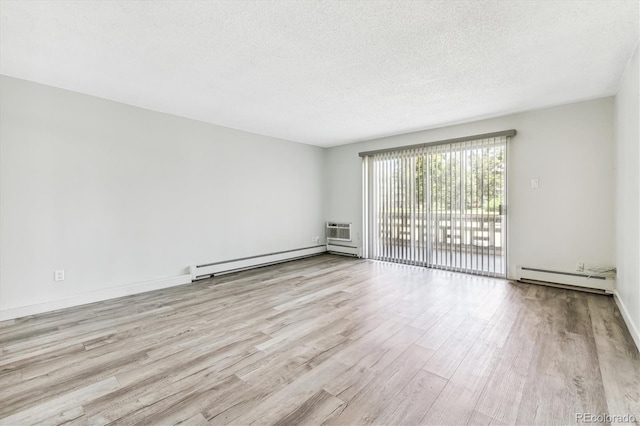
top-left (1, 254), bottom-right (639, 426)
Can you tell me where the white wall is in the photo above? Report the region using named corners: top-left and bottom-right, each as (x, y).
top-left (325, 97), bottom-right (615, 279)
top-left (0, 75), bottom-right (325, 315)
top-left (615, 42), bottom-right (640, 345)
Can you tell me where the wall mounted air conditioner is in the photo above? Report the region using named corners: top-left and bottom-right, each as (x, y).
top-left (326, 222), bottom-right (359, 257)
top-left (326, 222), bottom-right (351, 241)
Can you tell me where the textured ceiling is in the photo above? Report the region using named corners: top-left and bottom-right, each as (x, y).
top-left (1, 1), bottom-right (638, 147)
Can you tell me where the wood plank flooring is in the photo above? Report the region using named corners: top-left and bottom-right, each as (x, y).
top-left (1, 254), bottom-right (639, 425)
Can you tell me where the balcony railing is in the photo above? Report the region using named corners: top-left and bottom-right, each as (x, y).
top-left (377, 212), bottom-right (504, 256)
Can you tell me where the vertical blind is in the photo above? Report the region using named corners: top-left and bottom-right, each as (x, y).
top-left (362, 133), bottom-right (511, 277)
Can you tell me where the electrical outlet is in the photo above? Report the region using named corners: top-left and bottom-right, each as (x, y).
top-left (54, 269), bottom-right (65, 282)
top-left (313, 236), bottom-right (320, 245)
top-left (576, 262), bottom-right (584, 273)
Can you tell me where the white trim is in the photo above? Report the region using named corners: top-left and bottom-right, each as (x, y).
top-left (190, 246), bottom-right (327, 280)
top-left (0, 274), bottom-right (192, 321)
top-left (613, 291), bottom-right (640, 352)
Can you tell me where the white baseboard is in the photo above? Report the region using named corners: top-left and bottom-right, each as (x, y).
top-left (0, 274), bottom-right (192, 321)
top-left (613, 291), bottom-right (640, 352)
top-left (190, 245), bottom-right (327, 280)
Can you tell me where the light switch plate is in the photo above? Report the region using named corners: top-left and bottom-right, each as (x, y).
top-left (531, 179), bottom-right (539, 188)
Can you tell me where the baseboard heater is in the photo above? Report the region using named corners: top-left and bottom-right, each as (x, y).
top-left (516, 265), bottom-right (614, 294)
top-left (326, 243), bottom-right (359, 257)
top-left (190, 245), bottom-right (327, 281)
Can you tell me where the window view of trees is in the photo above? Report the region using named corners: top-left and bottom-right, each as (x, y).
top-left (379, 145), bottom-right (506, 216)
top-left (415, 146), bottom-right (505, 214)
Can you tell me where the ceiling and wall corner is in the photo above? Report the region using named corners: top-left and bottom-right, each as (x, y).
top-left (0, 0), bottom-right (638, 147)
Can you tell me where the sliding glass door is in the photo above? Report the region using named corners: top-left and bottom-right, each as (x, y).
top-left (363, 134), bottom-right (509, 277)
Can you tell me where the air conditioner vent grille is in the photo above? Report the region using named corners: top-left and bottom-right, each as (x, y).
top-left (326, 222), bottom-right (352, 241)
